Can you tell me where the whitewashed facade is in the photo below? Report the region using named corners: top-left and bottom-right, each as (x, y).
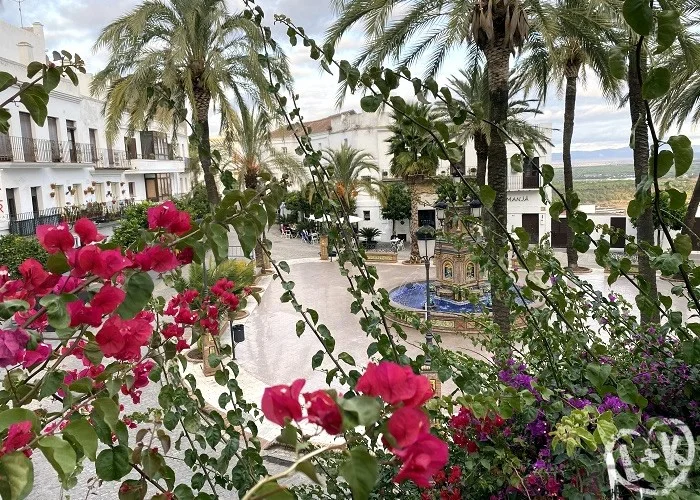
top-left (0, 20), bottom-right (192, 235)
top-left (270, 110), bottom-right (553, 243)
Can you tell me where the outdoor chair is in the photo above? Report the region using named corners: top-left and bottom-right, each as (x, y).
top-left (310, 232), bottom-right (319, 244)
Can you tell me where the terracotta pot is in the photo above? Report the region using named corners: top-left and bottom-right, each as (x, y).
top-left (185, 348), bottom-right (203, 363)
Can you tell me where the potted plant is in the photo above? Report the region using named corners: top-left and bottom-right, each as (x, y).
top-left (120, 182), bottom-right (125, 186)
top-left (50, 183), bottom-right (57, 190)
top-left (122, 189), bottom-right (126, 195)
top-left (359, 227), bottom-right (381, 250)
top-left (83, 189), bottom-right (89, 195)
top-left (49, 192), bottom-right (56, 198)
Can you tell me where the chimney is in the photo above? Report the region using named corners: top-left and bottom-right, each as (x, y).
top-left (31, 22), bottom-right (44, 39)
top-left (16, 42), bottom-right (34, 66)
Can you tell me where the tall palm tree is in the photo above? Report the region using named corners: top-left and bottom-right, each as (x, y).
top-left (92, 0), bottom-right (290, 205)
top-left (387, 102), bottom-right (442, 262)
top-left (440, 66), bottom-right (551, 186)
top-left (327, 0), bottom-right (531, 332)
top-left (321, 144), bottom-right (379, 211)
top-left (517, 0), bottom-right (621, 270)
top-left (221, 103), bottom-right (308, 269)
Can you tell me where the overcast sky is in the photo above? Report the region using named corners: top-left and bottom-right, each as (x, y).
top-left (1, 0), bottom-right (696, 154)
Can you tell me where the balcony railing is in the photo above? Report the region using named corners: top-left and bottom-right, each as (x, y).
top-left (95, 149), bottom-right (131, 169)
top-left (8, 200), bottom-right (137, 236)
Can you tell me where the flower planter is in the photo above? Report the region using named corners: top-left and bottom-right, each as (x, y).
top-left (233, 310), bottom-right (249, 320)
top-left (185, 347), bottom-right (203, 363)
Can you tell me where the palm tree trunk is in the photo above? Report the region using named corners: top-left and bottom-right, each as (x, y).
top-left (474, 132), bottom-right (489, 186)
top-left (628, 47), bottom-right (659, 325)
top-left (484, 43), bottom-right (511, 335)
top-left (683, 175), bottom-right (700, 249)
top-left (193, 84), bottom-right (220, 205)
top-left (563, 67), bottom-right (580, 269)
top-left (408, 182), bottom-right (421, 263)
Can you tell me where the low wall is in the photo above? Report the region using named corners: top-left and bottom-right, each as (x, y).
top-left (386, 306), bottom-right (526, 335)
top-left (365, 251), bottom-right (397, 263)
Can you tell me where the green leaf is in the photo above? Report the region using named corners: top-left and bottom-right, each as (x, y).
top-left (296, 460), bottom-right (321, 485)
top-left (622, 0), bottom-right (653, 35)
top-left (674, 233), bottom-right (692, 257)
top-left (92, 397), bottom-right (120, 431)
top-left (117, 272), bottom-right (154, 319)
top-left (668, 135), bottom-right (693, 176)
top-left (209, 223), bottom-right (229, 263)
top-left (39, 371), bottom-right (64, 400)
top-left (63, 418), bottom-right (98, 461)
top-left (617, 379), bottom-right (647, 409)
top-left (608, 49), bottom-right (627, 79)
top-left (656, 10), bottom-right (681, 54)
top-left (37, 436), bottom-right (76, 482)
top-left (584, 363), bottom-right (612, 391)
top-left (95, 445), bottom-right (131, 481)
top-left (0, 108), bottom-right (10, 134)
top-left (338, 396), bottom-right (382, 428)
top-left (667, 188), bottom-right (687, 209)
top-left (117, 479), bottom-right (147, 500)
top-left (0, 300), bottom-right (30, 321)
top-left (26, 62), bottom-right (43, 78)
top-left (541, 164), bottom-right (554, 185)
top-left (549, 201), bottom-right (565, 220)
top-left (0, 72), bottom-right (17, 93)
top-left (510, 154), bottom-right (523, 173)
top-left (627, 198), bottom-right (643, 218)
top-left (360, 95), bottom-right (382, 113)
top-left (526, 272), bottom-right (550, 292)
top-left (339, 448), bottom-right (377, 500)
top-left (46, 252), bottom-right (70, 274)
top-left (43, 67), bottom-right (61, 93)
top-left (311, 350), bottom-right (324, 369)
top-left (642, 67), bottom-right (671, 100)
top-left (680, 338), bottom-right (700, 364)
top-left (295, 320), bottom-right (305, 337)
top-left (278, 261), bottom-right (290, 274)
top-left (338, 352), bottom-right (355, 366)
top-left (0, 452), bottom-right (33, 500)
top-left (655, 150), bottom-right (674, 177)
top-left (479, 185), bottom-right (496, 209)
top-left (252, 481), bottom-right (293, 500)
top-left (18, 85), bottom-right (49, 126)
top-left (0, 409), bottom-right (38, 434)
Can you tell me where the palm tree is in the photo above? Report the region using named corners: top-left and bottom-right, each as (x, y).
top-left (92, 0), bottom-right (290, 205)
top-left (387, 102), bottom-right (441, 262)
top-left (440, 66), bottom-right (551, 186)
top-left (321, 144), bottom-right (379, 211)
top-left (517, 0), bottom-right (621, 270)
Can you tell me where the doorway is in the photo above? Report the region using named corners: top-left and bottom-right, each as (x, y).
top-left (521, 214), bottom-right (539, 244)
top-left (66, 120), bottom-right (77, 162)
top-left (551, 217), bottom-right (567, 248)
top-left (610, 217), bottom-right (627, 248)
top-left (19, 112), bottom-right (35, 162)
top-left (48, 117), bottom-right (61, 161)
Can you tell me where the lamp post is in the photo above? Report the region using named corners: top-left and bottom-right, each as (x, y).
top-left (469, 197), bottom-right (483, 218)
top-left (434, 200), bottom-right (447, 228)
top-left (229, 321), bottom-right (245, 360)
top-left (416, 225), bottom-right (436, 367)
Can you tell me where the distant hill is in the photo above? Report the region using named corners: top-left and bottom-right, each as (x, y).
top-left (552, 147), bottom-right (700, 165)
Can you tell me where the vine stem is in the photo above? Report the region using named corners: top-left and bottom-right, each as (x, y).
top-left (131, 463), bottom-right (167, 493)
top-left (241, 443), bottom-right (346, 500)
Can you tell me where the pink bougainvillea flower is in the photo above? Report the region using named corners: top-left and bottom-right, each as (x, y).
top-left (18, 259), bottom-right (59, 296)
top-left (90, 283), bottom-right (125, 315)
top-left (386, 406), bottom-right (430, 449)
top-left (261, 379), bottom-right (305, 426)
top-left (36, 223), bottom-right (74, 253)
top-left (134, 246), bottom-right (179, 273)
top-left (356, 362), bottom-right (433, 407)
top-left (304, 390), bottom-right (343, 435)
top-left (162, 323), bottom-right (184, 339)
top-left (177, 247), bottom-right (194, 264)
top-left (52, 275), bottom-right (84, 295)
top-left (21, 343), bottom-right (52, 368)
top-left (67, 301), bottom-right (103, 328)
top-left (147, 201), bottom-right (191, 235)
top-left (393, 432), bottom-right (449, 487)
top-left (0, 329), bottom-right (30, 367)
top-left (68, 245), bottom-right (101, 277)
top-left (2, 421), bottom-right (33, 457)
top-left (95, 315), bottom-right (153, 361)
top-left (94, 249), bottom-right (132, 280)
top-left (74, 218), bottom-right (104, 245)
top-left (175, 338), bottom-right (190, 352)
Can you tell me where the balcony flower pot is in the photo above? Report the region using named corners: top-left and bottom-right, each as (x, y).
top-left (49, 192), bottom-right (55, 198)
top-left (50, 183), bottom-right (57, 190)
top-left (83, 189), bottom-right (89, 195)
top-left (91, 181), bottom-right (97, 186)
top-left (120, 182), bottom-right (125, 186)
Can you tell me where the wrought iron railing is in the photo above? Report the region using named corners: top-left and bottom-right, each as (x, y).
top-left (0, 135), bottom-right (98, 164)
top-left (8, 200), bottom-right (137, 236)
top-left (95, 149), bottom-right (131, 169)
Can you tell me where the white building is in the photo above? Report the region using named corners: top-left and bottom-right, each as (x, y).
top-left (270, 110), bottom-right (553, 243)
top-left (0, 20), bottom-right (192, 235)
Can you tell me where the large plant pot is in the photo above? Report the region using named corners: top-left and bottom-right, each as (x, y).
top-left (185, 348), bottom-right (203, 363)
top-left (233, 310), bottom-right (249, 320)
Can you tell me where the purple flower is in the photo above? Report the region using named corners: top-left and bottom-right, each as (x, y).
top-left (598, 395), bottom-right (628, 414)
top-left (608, 293), bottom-right (616, 302)
top-left (533, 459), bottom-right (546, 469)
top-left (526, 414), bottom-right (548, 438)
top-left (569, 397), bottom-right (592, 410)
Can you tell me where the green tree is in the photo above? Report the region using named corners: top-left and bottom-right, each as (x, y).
top-left (110, 201), bottom-right (153, 249)
top-left (381, 182), bottom-right (412, 236)
top-left (93, 0), bottom-right (290, 205)
top-left (326, 0), bottom-right (532, 331)
top-left (517, 0), bottom-right (621, 270)
top-left (322, 144), bottom-right (379, 211)
top-left (0, 235), bottom-right (48, 279)
top-left (387, 102), bottom-right (441, 262)
top-left (440, 66), bottom-right (551, 186)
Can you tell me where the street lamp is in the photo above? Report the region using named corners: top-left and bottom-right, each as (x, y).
top-left (416, 224), bottom-right (436, 367)
top-left (434, 200), bottom-right (447, 225)
top-left (469, 197), bottom-right (483, 218)
top-left (229, 321), bottom-right (245, 360)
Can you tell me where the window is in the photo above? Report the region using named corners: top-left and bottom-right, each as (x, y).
top-left (48, 117), bottom-right (60, 161)
top-left (363, 210), bottom-right (370, 221)
top-left (73, 183), bottom-right (83, 206)
top-left (30, 186), bottom-right (40, 213)
top-left (19, 112), bottom-right (35, 162)
top-left (128, 182), bottom-right (136, 199)
top-left (89, 128), bottom-right (98, 162)
top-left (139, 131), bottom-right (169, 159)
top-left (144, 173), bottom-right (172, 201)
top-left (5, 188), bottom-right (17, 219)
top-left (282, 147), bottom-right (287, 154)
top-left (466, 262), bottom-right (476, 279)
top-left (66, 120), bottom-right (77, 163)
top-left (443, 261), bottom-right (453, 280)
top-left (124, 137), bottom-right (137, 160)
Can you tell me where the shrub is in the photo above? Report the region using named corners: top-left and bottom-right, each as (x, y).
top-left (171, 258), bottom-right (255, 294)
top-left (109, 201), bottom-right (153, 248)
top-left (174, 183), bottom-right (210, 221)
top-left (0, 234), bottom-right (49, 278)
